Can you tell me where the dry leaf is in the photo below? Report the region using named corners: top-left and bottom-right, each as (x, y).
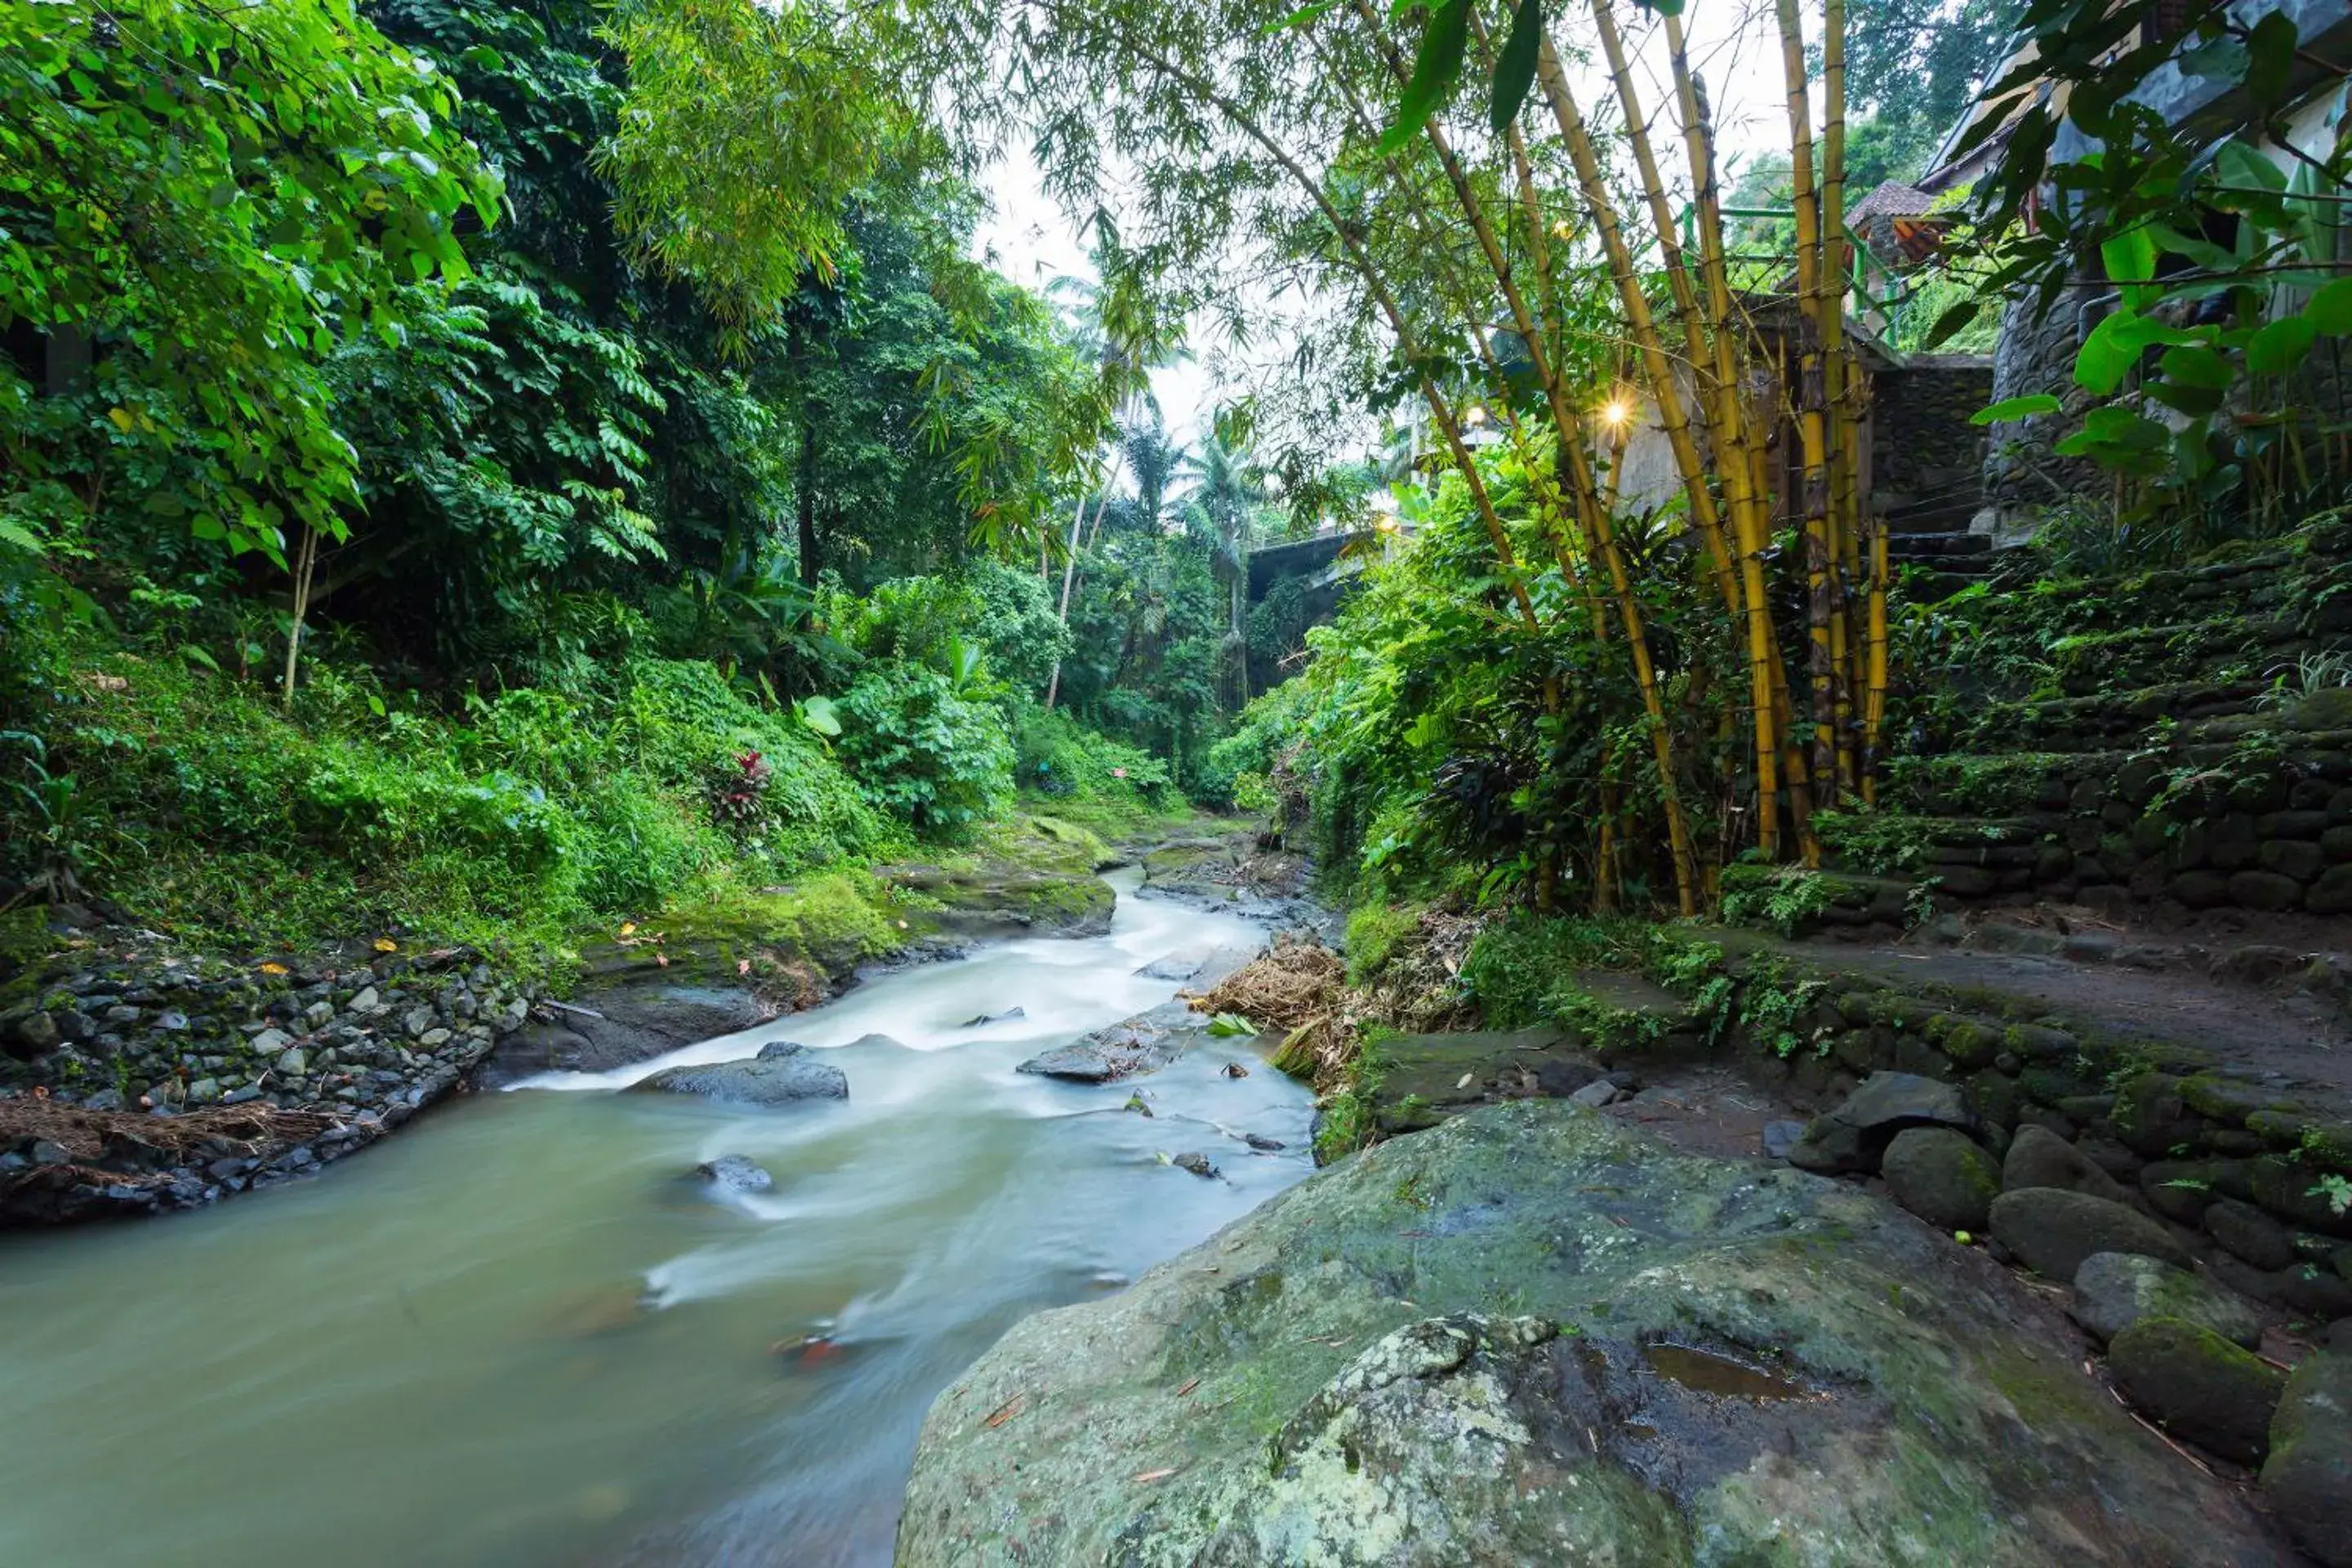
top-left (1454, 1072), bottom-right (1475, 1089)
top-left (1175, 1378), bottom-right (1200, 1397)
top-left (983, 1393), bottom-right (1026, 1428)
top-left (654, 952), bottom-right (670, 968)
top-left (258, 962), bottom-right (290, 976)
top-left (737, 959), bottom-right (751, 976)
top-left (619, 921), bottom-right (638, 937)
top-left (373, 938), bottom-right (397, 952)
top-left (1132, 1468), bottom-right (1177, 1483)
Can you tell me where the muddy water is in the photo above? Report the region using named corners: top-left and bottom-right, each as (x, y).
top-left (0, 871), bottom-right (1314, 1567)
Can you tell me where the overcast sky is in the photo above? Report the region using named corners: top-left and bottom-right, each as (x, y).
top-left (970, 0), bottom-right (1806, 461)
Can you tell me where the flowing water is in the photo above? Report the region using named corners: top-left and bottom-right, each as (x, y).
top-left (0, 872), bottom-right (1314, 1568)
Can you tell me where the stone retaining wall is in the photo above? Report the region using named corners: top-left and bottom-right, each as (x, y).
top-left (1734, 966), bottom-right (2352, 1321)
top-left (0, 924), bottom-right (540, 1223)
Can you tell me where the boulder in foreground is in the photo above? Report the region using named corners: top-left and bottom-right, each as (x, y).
top-left (898, 1101), bottom-right (2295, 1566)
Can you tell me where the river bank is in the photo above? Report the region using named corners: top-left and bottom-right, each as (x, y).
top-left (0, 853), bottom-right (1324, 1568)
top-left (0, 810), bottom-right (1287, 1227)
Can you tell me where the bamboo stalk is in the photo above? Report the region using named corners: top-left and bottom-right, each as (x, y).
top-left (1772, 0), bottom-right (1838, 824)
top-left (1530, 31), bottom-right (1742, 625)
top-left (1352, 4), bottom-right (1700, 911)
top-left (1821, 0), bottom-right (1860, 796)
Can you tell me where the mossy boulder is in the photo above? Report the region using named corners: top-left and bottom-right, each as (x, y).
top-left (2109, 1316), bottom-right (2287, 1465)
top-left (2261, 1353), bottom-right (2352, 1566)
top-left (898, 1102), bottom-right (2296, 1566)
top-left (2003, 1124), bottom-right (2129, 1204)
top-left (1881, 1125), bottom-right (2000, 1232)
top-left (1990, 1187), bottom-right (2193, 1280)
top-left (2070, 1251), bottom-right (2264, 1348)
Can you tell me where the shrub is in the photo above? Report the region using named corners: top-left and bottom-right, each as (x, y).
top-left (835, 664), bottom-right (1013, 836)
top-left (1012, 706), bottom-right (1176, 808)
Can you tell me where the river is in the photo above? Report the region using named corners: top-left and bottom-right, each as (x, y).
top-left (0, 871), bottom-right (1316, 1567)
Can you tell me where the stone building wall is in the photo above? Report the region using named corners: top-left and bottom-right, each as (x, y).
top-left (1869, 356), bottom-right (1993, 523)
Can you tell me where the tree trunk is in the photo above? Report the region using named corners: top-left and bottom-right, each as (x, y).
top-left (283, 523), bottom-right (318, 708)
top-left (796, 410), bottom-right (821, 588)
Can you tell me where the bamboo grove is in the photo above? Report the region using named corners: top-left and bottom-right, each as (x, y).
top-left (644, 0), bottom-right (1912, 911)
top-left (1000, 0), bottom-right (1896, 911)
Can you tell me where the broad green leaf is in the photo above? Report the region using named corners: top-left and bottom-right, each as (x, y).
top-left (1970, 393), bottom-right (2061, 425)
top-left (2099, 227), bottom-right (2159, 309)
top-left (2158, 344), bottom-right (2232, 388)
top-left (2215, 140), bottom-right (2287, 194)
top-left (2305, 276), bottom-right (2352, 333)
top-left (1489, 0), bottom-right (1543, 134)
top-left (2074, 307), bottom-right (2198, 395)
top-left (1379, 0), bottom-right (1469, 156)
top-left (2148, 379), bottom-right (2224, 416)
top-left (2178, 37), bottom-right (2249, 81)
top-left (2247, 314), bottom-right (2317, 375)
top-left (2246, 10), bottom-right (2298, 110)
top-left (798, 696), bottom-right (843, 737)
top-left (2145, 221), bottom-right (2234, 269)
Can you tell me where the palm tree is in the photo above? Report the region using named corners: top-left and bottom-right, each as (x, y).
top-left (1040, 234), bottom-right (1187, 709)
top-left (1177, 426), bottom-right (1266, 708)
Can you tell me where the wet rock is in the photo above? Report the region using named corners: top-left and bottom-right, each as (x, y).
top-left (1567, 1079), bottom-right (1619, 1109)
top-left (1786, 1071), bottom-right (1976, 1175)
top-left (2261, 1353), bottom-right (2352, 1566)
top-left (1136, 950), bottom-right (1209, 982)
top-left (2109, 1316), bottom-right (2286, 1465)
top-left (2002, 1124), bottom-right (2127, 1203)
top-left (1019, 1003), bottom-right (1193, 1084)
top-left (631, 1042), bottom-right (847, 1107)
top-left (1881, 1126), bottom-right (2000, 1232)
top-left (959, 1008), bottom-right (1027, 1027)
top-left (1989, 1187), bottom-right (2192, 1280)
top-left (476, 986), bottom-right (768, 1089)
top-left (2070, 1251), bottom-right (2263, 1349)
top-left (1244, 1134), bottom-right (1285, 1152)
top-left (2206, 1197), bottom-right (2300, 1272)
top-left (1171, 1152), bottom-right (1218, 1178)
top-left (694, 1155), bottom-right (775, 1194)
top-left (900, 1102), bottom-right (2296, 1567)
top-left (1761, 1119), bottom-right (1808, 1160)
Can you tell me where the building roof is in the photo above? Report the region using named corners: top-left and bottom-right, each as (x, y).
top-left (1847, 181), bottom-right (1936, 226)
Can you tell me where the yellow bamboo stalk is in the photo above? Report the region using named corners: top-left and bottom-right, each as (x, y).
top-left (1353, 5), bottom-right (1700, 911)
top-left (1530, 33), bottom-right (1742, 624)
top-left (1771, 0), bottom-right (1837, 823)
top-left (1822, 0), bottom-right (1860, 796)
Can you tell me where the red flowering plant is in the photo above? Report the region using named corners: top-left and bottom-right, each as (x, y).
top-left (709, 748), bottom-right (773, 834)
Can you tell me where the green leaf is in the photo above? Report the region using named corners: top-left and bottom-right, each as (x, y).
top-left (2148, 379), bottom-right (2224, 416)
top-left (2246, 10), bottom-right (2298, 110)
top-left (2247, 314), bottom-right (2317, 375)
top-left (1922, 299), bottom-right (1981, 350)
top-left (2216, 140), bottom-right (2287, 195)
top-left (1262, 0), bottom-right (1343, 32)
top-left (1970, 393), bottom-right (2061, 425)
top-left (1205, 1012), bottom-right (1258, 1038)
top-left (2099, 227), bottom-right (2159, 310)
top-left (1379, 0), bottom-right (1469, 156)
top-left (2178, 37), bottom-right (2249, 81)
top-left (2074, 307), bottom-right (2198, 395)
top-left (1489, 0), bottom-right (1542, 133)
top-left (2145, 221), bottom-right (2235, 269)
top-left (2158, 343), bottom-right (2233, 388)
top-left (2305, 276), bottom-right (2352, 333)
top-left (798, 695), bottom-right (843, 737)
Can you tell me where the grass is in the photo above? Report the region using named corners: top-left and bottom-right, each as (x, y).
top-left (2, 636), bottom-right (1199, 984)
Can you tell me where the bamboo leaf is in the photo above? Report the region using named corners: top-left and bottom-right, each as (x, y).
top-left (1488, 0), bottom-right (1542, 133)
top-left (1971, 394), bottom-right (2061, 425)
top-left (1378, 0), bottom-right (1469, 155)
